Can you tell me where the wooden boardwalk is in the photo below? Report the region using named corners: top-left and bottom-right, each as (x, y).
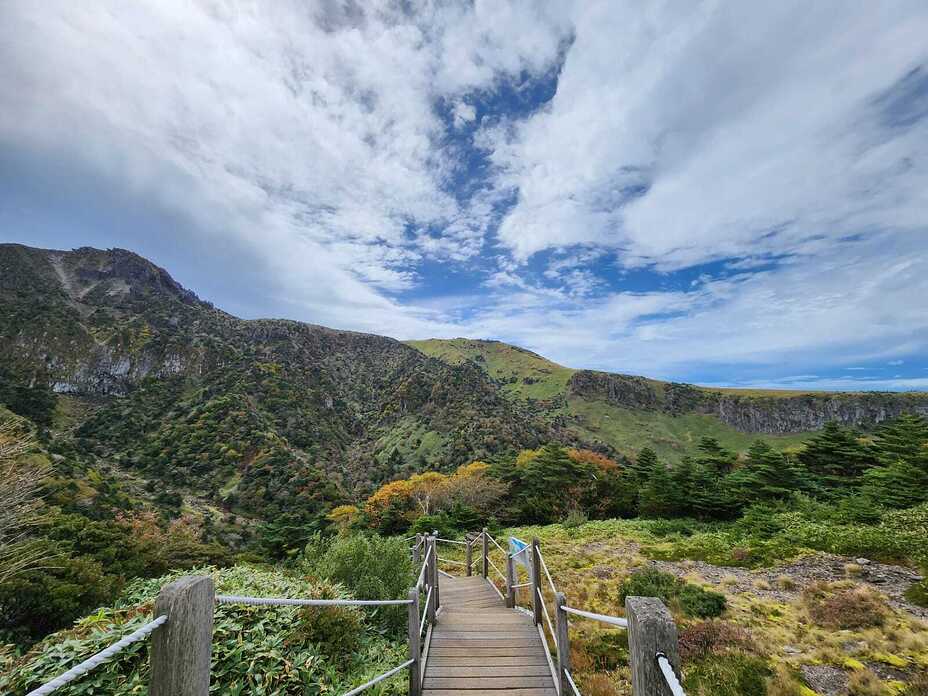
top-left (423, 575), bottom-right (556, 696)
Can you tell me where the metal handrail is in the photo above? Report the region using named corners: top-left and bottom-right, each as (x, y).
top-left (561, 605), bottom-right (628, 628)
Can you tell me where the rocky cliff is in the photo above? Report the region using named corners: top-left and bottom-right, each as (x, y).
top-left (567, 370), bottom-right (928, 434)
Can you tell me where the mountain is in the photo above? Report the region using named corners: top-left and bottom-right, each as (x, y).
top-left (406, 339), bottom-right (928, 462)
top-left (0, 244), bottom-right (550, 525)
top-left (3, 242), bottom-right (927, 498)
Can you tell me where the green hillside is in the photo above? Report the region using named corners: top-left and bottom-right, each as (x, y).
top-left (406, 338), bottom-right (816, 460)
top-left (406, 338), bottom-right (575, 401)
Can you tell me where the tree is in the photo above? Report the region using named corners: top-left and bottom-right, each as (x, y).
top-left (871, 414), bottom-right (928, 465)
top-left (695, 437), bottom-right (736, 475)
top-left (726, 441), bottom-right (808, 506)
top-left (798, 421), bottom-right (875, 489)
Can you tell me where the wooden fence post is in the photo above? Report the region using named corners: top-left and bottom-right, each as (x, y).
top-left (625, 596), bottom-right (680, 696)
top-left (465, 537), bottom-right (473, 576)
top-left (412, 534), bottom-right (421, 566)
top-left (555, 591), bottom-right (570, 696)
top-left (481, 528), bottom-right (489, 579)
top-left (408, 587), bottom-right (421, 696)
top-left (428, 536), bottom-right (439, 624)
top-left (151, 575), bottom-right (214, 696)
top-left (505, 548), bottom-right (515, 608)
top-left (530, 538), bottom-right (542, 625)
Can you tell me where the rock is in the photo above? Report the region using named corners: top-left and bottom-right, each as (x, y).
top-left (800, 665), bottom-right (849, 696)
top-left (784, 645), bottom-right (802, 655)
top-left (855, 558), bottom-right (871, 566)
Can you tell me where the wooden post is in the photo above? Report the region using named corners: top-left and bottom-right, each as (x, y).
top-left (412, 534), bottom-right (421, 566)
top-left (151, 575), bottom-right (214, 696)
top-left (427, 536), bottom-right (439, 624)
top-left (555, 591), bottom-right (570, 696)
top-left (625, 596), bottom-right (680, 696)
top-left (465, 537), bottom-right (473, 577)
top-left (530, 538), bottom-right (542, 625)
top-left (408, 587), bottom-right (421, 696)
top-left (481, 527), bottom-right (489, 579)
top-left (506, 548), bottom-right (515, 608)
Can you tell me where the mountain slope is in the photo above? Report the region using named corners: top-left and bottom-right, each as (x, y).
top-left (405, 338), bottom-right (928, 461)
top-left (0, 244), bottom-right (550, 505)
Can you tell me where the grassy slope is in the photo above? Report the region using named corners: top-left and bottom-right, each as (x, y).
top-left (562, 397), bottom-right (809, 461)
top-left (406, 338), bottom-right (575, 401)
top-left (406, 338), bottom-right (814, 460)
top-left (499, 518), bottom-right (928, 696)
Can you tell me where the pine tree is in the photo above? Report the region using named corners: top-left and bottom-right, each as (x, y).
top-left (871, 414), bottom-right (928, 465)
top-left (638, 458), bottom-right (676, 517)
top-left (695, 437), bottom-right (736, 475)
top-left (726, 441), bottom-right (808, 506)
top-left (798, 421), bottom-right (875, 489)
top-left (629, 447), bottom-right (659, 483)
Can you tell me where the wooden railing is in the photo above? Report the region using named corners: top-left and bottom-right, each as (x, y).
top-left (25, 530), bottom-right (683, 696)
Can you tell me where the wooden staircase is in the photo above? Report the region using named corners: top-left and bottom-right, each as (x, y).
top-left (423, 575), bottom-right (557, 696)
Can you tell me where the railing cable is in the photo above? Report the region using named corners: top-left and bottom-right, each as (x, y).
top-left (561, 605), bottom-right (628, 628)
top-left (216, 595), bottom-right (412, 607)
top-left (341, 659), bottom-right (415, 696)
top-left (656, 653), bottom-right (686, 696)
top-left (25, 615), bottom-right (167, 696)
top-left (564, 669), bottom-right (582, 696)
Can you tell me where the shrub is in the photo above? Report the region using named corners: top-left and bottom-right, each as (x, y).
top-left (302, 533), bottom-right (413, 632)
top-left (619, 568), bottom-right (727, 618)
top-left (905, 673), bottom-right (928, 696)
top-left (293, 603), bottom-right (363, 659)
top-left (848, 669), bottom-right (887, 696)
top-left (802, 582), bottom-right (888, 629)
top-left (678, 621), bottom-right (754, 661)
top-left (683, 652), bottom-right (771, 696)
top-left (904, 580), bottom-right (928, 608)
top-left (562, 508), bottom-right (589, 529)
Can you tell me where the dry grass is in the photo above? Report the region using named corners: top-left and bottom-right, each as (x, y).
top-left (848, 669), bottom-right (887, 696)
top-left (802, 582), bottom-right (889, 630)
top-left (776, 574), bottom-right (797, 591)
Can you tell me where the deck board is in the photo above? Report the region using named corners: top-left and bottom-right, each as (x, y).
top-left (423, 575), bottom-right (556, 696)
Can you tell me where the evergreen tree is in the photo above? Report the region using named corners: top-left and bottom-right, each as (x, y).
top-left (798, 421), bottom-right (875, 489)
top-left (871, 414), bottom-right (928, 465)
top-left (726, 441), bottom-right (808, 506)
top-left (638, 458), bottom-right (676, 518)
top-left (628, 447), bottom-right (659, 483)
top-left (695, 437), bottom-right (736, 475)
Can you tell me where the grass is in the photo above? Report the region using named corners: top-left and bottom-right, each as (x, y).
top-left (500, 513), bottom-right (928, 695)
top-left (406, 338), bottom-right (575, 402)
top-left (562, 396), bottom-right (811, 462)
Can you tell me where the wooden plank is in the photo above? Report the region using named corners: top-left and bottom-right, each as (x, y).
top-left (427, 665), bottom-right (552, 678)
top-left (429, 647), bottom-right (547, 657)
top-left (435, 624), bottom-right (534, 632)
top-left (431, 639), bottom-right (544, 648)
top-left (427, 656), bottom-right (551, 667)
top-left (424, 689), bottom-right (556, 696)
top-left (433, 631), bottom-right (540, 639)
top-left (425, 677), bottom-right (554, 690)
top-left (439, 613), bottom-right (531, 622)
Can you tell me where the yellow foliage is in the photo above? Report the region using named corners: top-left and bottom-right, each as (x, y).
top-left (567, 448), bottom-right (619, 472)
top-left (516, 448), bottom-right (540, 468)
top-left (327, 505), bottom-right (360, 531)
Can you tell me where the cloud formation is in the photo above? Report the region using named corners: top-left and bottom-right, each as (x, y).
top-left (1, 1), bottom-right (926, 388)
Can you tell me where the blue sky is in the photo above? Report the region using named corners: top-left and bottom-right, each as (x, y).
top-left (2, 1), bottom-right (927, 391)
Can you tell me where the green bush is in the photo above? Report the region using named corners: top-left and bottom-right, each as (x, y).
top-left (682, 653), bottom-right (771, 696)
top-left (619, 568), bottom-right (727, 618)
top-left (1, 565), bottom-right (406, 696)
top-left (302, 533), bottom-right (413, 632)
top-left (293, 604), bottom-right (363, 660)
top-left (903, 580), bottom-right (928, 609)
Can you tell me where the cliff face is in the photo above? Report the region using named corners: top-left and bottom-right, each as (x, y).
top-left (567, 370), bottom-right (928, 434)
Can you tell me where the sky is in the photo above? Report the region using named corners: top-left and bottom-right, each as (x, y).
top-left (1, 1), bottom-right (927, 391)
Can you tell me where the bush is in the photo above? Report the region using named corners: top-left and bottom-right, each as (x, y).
top-left (904, 580), bottom-right (928, 608)
top-left (619, 568), bottom-right (727, 618)
top-left (682, 653), bottom-right (771, 696)
top-left (293, 604), bottom-right (363, 659)
top-left (678, 621), bottom-right (754, 661)
top-left (562, 508), bottom-right (589, 529)
top-left (302, 533), bottom-right (413, 632)
top-left (802, 582), bottom-right (888, 629)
